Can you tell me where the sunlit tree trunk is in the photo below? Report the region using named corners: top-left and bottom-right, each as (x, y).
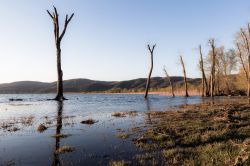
top-left (240, 25), bottom-right (250, 96)
top-left (199, 45), bottom-right (208, 97)
top-left (163, 67), bottom-right (175, 97)
top-left (209, 39), bottom-right (216, 97)
top-left (144, 44), bottom-right (156, 99)
top-left (180, 55), bottom-right (189, 97)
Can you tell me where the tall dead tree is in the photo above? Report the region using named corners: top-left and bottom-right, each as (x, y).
top-left (144, 44), bottom-right (156, 99)
top-left (163, 66), bottom-right (175, 97)
top-left (180, 55), bottom-right (189, 97)
top-left (199, 45), bottom-right (208, 97)
top-left (47, 7), bottom-right (74, 101)
top-left (209, 39), bottom-right (216, 97)
top-left (240, 26), bottom-right (250, 96)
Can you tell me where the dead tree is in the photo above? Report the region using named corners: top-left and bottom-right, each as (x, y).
top-left (163, 66), bottom-right (175, 97)
top-left (180, 55), bottom-right (189, 97)
top-left (240, 26), bottom-right (250, 96)
top-left (237, 43), bottom-right (248, 79)
top-left (47, 7), bottom-right (74, 101)
top-left (144, 44), bottom-right (156, 99)
top-left (209, 39), bottom-right (216, 97)
top-left (199, 45), bottom-right (208, 97)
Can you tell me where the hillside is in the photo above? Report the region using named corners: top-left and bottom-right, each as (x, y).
top-left (0, 77), bottom-right (201, 94)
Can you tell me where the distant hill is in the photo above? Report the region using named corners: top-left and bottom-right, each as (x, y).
top-left (0, 77), bottom-right (201, 94)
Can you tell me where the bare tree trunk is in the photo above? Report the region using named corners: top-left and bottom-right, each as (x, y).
top-left (163, 67), bottom-right (175, 97)
top-left (180, 55), bottom-right (189, 97)
top-left (47, 7), bottom-right (74, 101)
top-left (241, 26), bottom-right (250, 96)
top-left (216, 71), bottom-right (220, 95)
top-left (144, 44), bottom-right (156, 99)
top-left (199, 45), bottom-right (208, 97)
top-left (237, 43), bottom-right (248, 79)
top-left (209, 39), bottom-right (216, 97)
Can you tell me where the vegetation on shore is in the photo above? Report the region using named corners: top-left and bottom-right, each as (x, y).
top-left (127, 100), bottom-right (250, 165)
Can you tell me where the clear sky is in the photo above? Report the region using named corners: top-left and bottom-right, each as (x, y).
top-left (0, 0), bottom-right (250, 83)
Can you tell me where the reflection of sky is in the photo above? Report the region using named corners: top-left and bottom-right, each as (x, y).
top-left (0, 94), bottom-right (248, 165)
top-left (0, 1), bottom-right (250, 83)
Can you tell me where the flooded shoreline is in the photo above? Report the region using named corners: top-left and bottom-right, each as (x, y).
top-left (0, 94), bottom-right (248, 165)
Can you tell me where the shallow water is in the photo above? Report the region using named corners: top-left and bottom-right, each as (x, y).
top-left (0, 94), bottom-right (242, 165)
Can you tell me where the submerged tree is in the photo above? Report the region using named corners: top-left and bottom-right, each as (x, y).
top-left (163, 66), bottom-right (175, 97)
top-left (47, 7), bottom-right (74, 101)
top-left (180, 55), bottom-right (189, 97)
top-left (144, 44), bottom-right (156, 99)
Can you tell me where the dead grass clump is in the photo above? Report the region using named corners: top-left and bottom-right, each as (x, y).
top-left (109, 160), bottom-right (131, 166)
top-left (81, 118), bottom-right (98, 125)
top-left (112, 112), bottom-right (126, 117)
top-left (127, 111), bottom-right (138, 116)
top-left (37, 124), bottom-right (47, 132)
top-left (56, 145), bottom-right (75, 154)
top-left (116, 133), bottom-right (130, 139)
top-left (21, 116), bottom-right (34, 125)
top-left (1, 123), bottom-right (13, 130)
top-left (52, 134), bottom-right (72, 138)
top-left (8, 127), bottom-right (20, 132)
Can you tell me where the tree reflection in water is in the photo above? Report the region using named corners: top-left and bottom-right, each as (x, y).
top-left (52, 101), bottom-right (63, 166)
top-left (145, 99), bottom-right (152, 124)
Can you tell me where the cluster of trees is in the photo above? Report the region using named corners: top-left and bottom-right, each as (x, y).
top-left (145, 23), bottom-right (250, 99)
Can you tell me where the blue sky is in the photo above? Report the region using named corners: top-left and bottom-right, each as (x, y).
top-left (0, 0), bottom-right (250, 83)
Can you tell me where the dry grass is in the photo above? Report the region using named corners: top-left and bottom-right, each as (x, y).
top-left (112, 111), bottom-right (138, 118)
top-left (112, 112), bottom-right (126, 117)
top-left (132, 101), bottom-right (250, 165)
top-left (81, 118), bottom-right (98, 125)
top-left (0, 115), bottom-right (34, 132)
top-left (51, 134), bottom-right (72, 138)
top-left (109, 160), bottom-right (131, 166)
top-left (116, 133), bottom-right (130, 139)
top-left (56, 145), bottom-right (75, 154)
top-left (37, 124), bottom-right (47, 132)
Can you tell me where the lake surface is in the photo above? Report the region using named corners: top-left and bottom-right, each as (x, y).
top-left (0, 94), bottom-right (239, 165)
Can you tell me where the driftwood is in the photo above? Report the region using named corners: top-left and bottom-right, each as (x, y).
top-left (180, 55), bottom-right (189, 97)
top-left (47, 7), bottom-right (74, 101)
top-left (144, 44), bottom-right (156, 99)
top-left (163, 67), bottom-right (175, 97)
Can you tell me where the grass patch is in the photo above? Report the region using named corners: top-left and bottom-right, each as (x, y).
top-left (116, 133), bottom-right (130, 139)
top-left (109, 160), bottom-right (131, 166)
top-left (112, 112), bottom-right (126, 117)
top-left (132, 101), bottom-right (250, 165)
top-left (37, 124), bottom-right (47, 132)
top-left (51, 134), bottom-right (72, 138)
top-left (81, 118), bottom-right (98, 125)
top-left (56, 145), bottom-right (75, 154)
